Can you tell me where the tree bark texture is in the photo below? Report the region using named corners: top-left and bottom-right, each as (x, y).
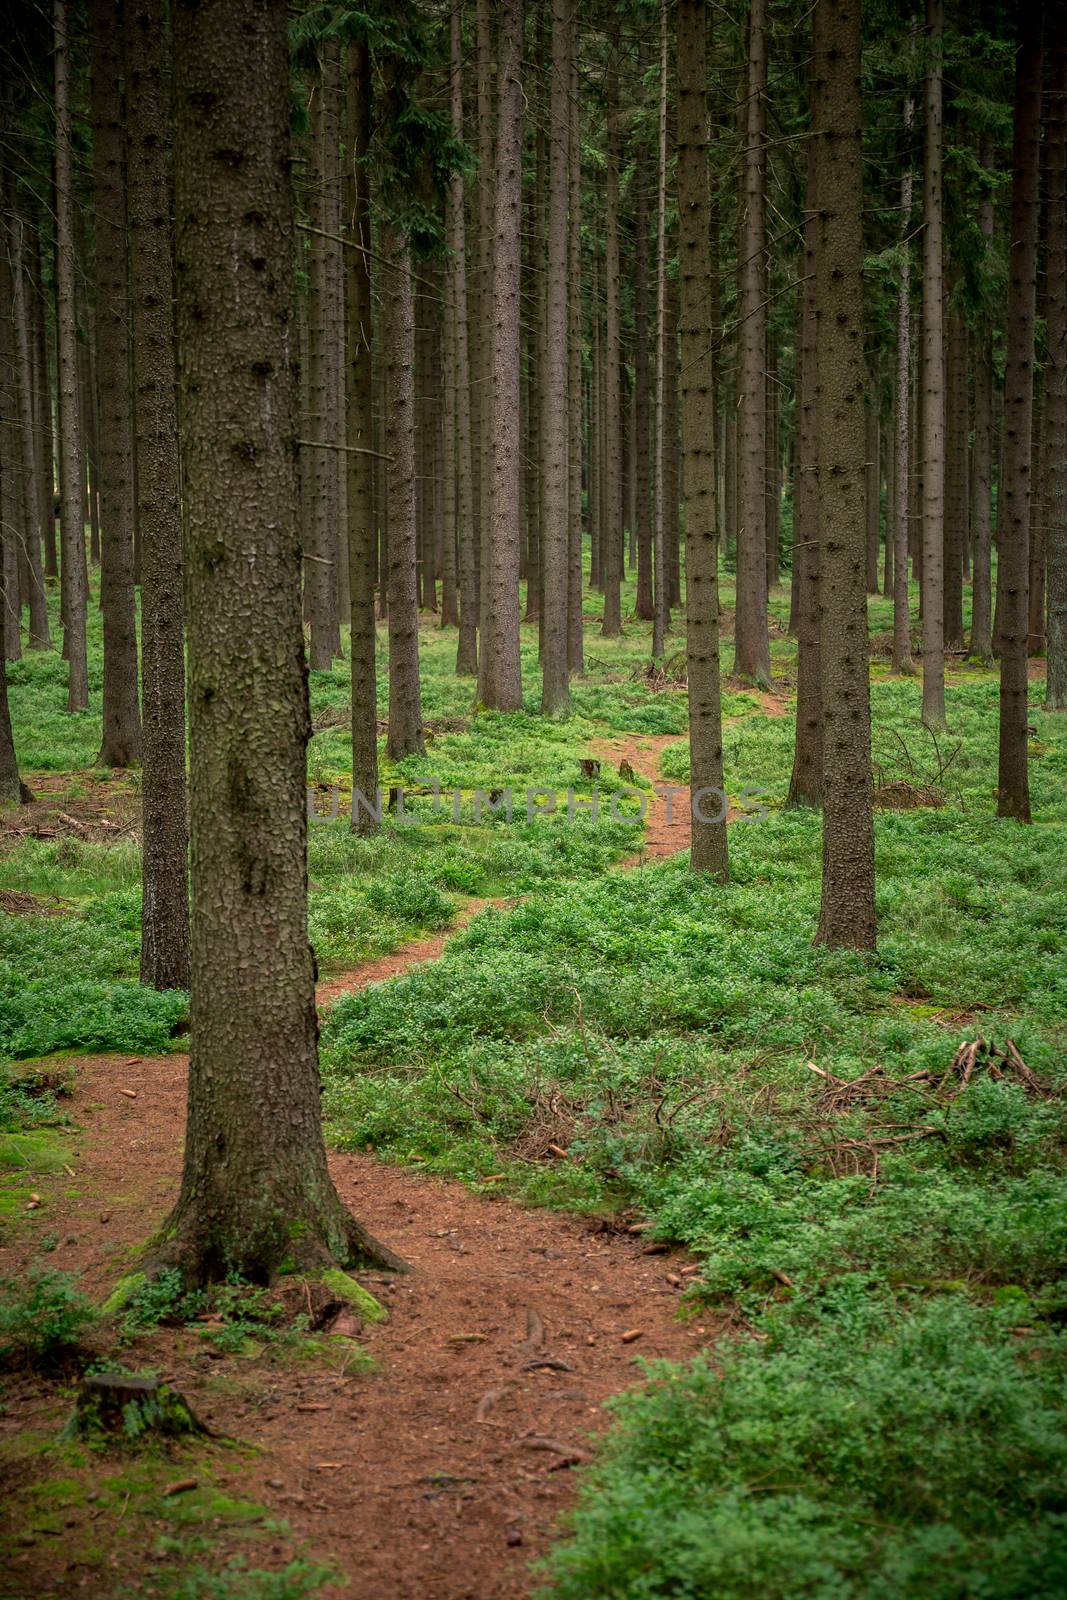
top-left (920, 0), bottom-right (947, 730)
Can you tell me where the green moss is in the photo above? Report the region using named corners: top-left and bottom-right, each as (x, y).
top-left (100, 1271), bottom-right (147, 1316)
top-left (318, 1268), bottom-right (387, 1323)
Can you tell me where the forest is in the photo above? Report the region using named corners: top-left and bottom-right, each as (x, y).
top-left (0, 0), bottom-right (1065, 1595)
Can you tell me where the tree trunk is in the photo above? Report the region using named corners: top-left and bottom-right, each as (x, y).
top-left (32, 222), bottom-right (59, 584)
top-left (0, 228), bottom-right (21, 662)
top-left (168, 0), bottom-right (404, 1284)
top-left (943, 300), bottom-right (967, 648)
top-left (7, 206), bottom-right (51, 648)
top-left (787, 120), bottom-right (822, 805)
top-left (735, 0), bottom-right (771, 684)
top-left (633, 132), bottom-right (653, 623)
top-left (997, 2), bottom-right (1043, 818)
top-left (566, 33), bottom-right (583, 676)
top-left (448, 5), bottom-right (478, 678)
top-left (677, 0), bottom-right (728, 881)
top-left (540, 0), bottom-right (570, 714)
top-left (920, 0), bottom-right (947, 730)
top-left (589, 249), bottom-right (602, 592)
top-left (1046, 30), bottom-right (1066, 708)
top-left (54, 0), bottom-right (88, 712)
top-left (665, 273), bottom-right (681, 609)
top-left (126, 0), bottom-right (191, 991)
top-left (652, 0), bottom-right (669, 661)
top-left (600, 61), bottom-right (623, 639)
top-left (91, 0), bottom-right (141, 766)
top-left (382, 224), bottom-right (425, 761)
top-left (305, 52), bottom-right (342, 671)
top-left (1028, 384), bottom-right (1045, 654)
top-left (813, 0), bottom-right (876, 952)
top-left (893, 94), bottom-right (915, 674)
top-left (478, 0), bottom-right (524, 710)
top-left (345, 40), bottom-right (380, 833)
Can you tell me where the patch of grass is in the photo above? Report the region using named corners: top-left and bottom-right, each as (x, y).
top-left (0, 1267), bottom-right (96, 1370)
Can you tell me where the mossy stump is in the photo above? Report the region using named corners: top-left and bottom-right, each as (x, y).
top-left (66, 1372), bottom-right (209, 1443)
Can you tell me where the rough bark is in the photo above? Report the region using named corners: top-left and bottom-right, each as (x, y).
top-left (997, 3), bottom-right (1043, 818)
top-left (381, 224), bottom-right (425, 761)
top-left (787, 123), bottom-right (822, 806)
top-left (447, 5), bottom-right (478, 678)
top-left (893, 95), bottom-right (916, 674)
top-left (91, 0), bottom-right (142, 765)
top-left (345, 40), bottom-right (380, 832)
top-left (813, 0), bottom-right (876, 952)
top-left (920, 0), bottom-right (947, 730)
top-left (125, 0), bottom-right (190, 991)
top-left (566, 31), bottom-right (583, 676)
top-left (54, 0), bottom-right (89, 712)
top-left (477, 0), bottom-right (524, 709)
top-left (633, 131), bottom-right (653, 622)
top-left (652, 0), bottom-right (669, 661)
top-left (168, 0), bottom-right (404, 1283)
top-left (677, 0), bottom-right (728, 881)
top-left (735, 0), bottom-right (771, 684)
top-left (7, 205), bottom-right (51, 648)
top-left (1046, 30), bottom-right (1066, 707)
top-left (540, 0), bottom-right (570, 714)
top-left (600, 60), bottom-right (623, 639)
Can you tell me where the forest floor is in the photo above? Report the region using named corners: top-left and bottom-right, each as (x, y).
top-left (3, 570), bottom-right (1067, 1600)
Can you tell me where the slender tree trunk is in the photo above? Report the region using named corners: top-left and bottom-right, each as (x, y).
top-left (566, 33), bottom-right (583, 676)
top-left (478, 0), bottom-right (524, 710)
top-left (306, 54), bottom-right (341, 671)
top-left (126, 0), bottom-right (191, 991)
top-left (540, 0), bottom-right (570, 714)
top-left (652, 0), bottom-right (669, 661)
top-left (91, 0), bottom-right (141, 765)
top-left (735, 0), bottom-right (771, 684)
top-left (0, 227), bottom-right (21, 661)
top-left (921, 0), bottom-right (947, 730)
top-left (589, 250), bottom-right (602, 592)
top-left (0, 522), bottom-right (23, 803)
top-left (441, 255), bottom-right (460, 631)
top-left (677, 0), bottom-right (728, 880)
top-left (32, 224), bottom-right (59, 583)
top-left (345, 40), bottom-right (380, 832)
top-left (865, 386), bottom-right (881, 593)
top-left (633, 134), bottom-right (653, 623)
top-left (787, 122), bottom-right (822, 805)
top-left (448, 8), bottom-right (478, 677)
top-left (601, 61), bottom-right (623, 638)
top-left (7, 207), bottom-right (51, 648)
top-left (997, 3), bottom-right (1043, 818)
top-left (813, 0), bottom-right (876, 952)
top-left (766, 335), bottom-right (780, 589)
top-left (54, 0), bottom-right (88, 712)
top-left (1046, 29), bottom-right (1066, 708)
top-left (168, 0), bottom-right (404, 1283)
top-left (665, 273), bottom-right (681, 609)
top-left (474, 0), bottom-right (493, 650)
top-left (381, 224), bottom-right (425, 760)
top-left (1028, 383), bottom-right (1045, 654)
top-left (943, 299), bottom-right (967, 648)
top-left (893, 94), bottom-right (915, 674)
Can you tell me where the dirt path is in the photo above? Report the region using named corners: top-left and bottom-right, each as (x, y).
top-left (0, 1047), bottom-right (713, 1599)
top-left (0, 732), bottom-right (756, 1597)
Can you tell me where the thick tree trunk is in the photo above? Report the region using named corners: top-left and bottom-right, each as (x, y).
top-left (381, 224), bottom-right (425, 761)
top-left (787, 124), bottom-right (822, 805)
top-left (478, 0), bottom-right (524, 710)
top-left (601, 63), bottom-right (623, 639)
top-left (677, 0), bottom-right (728, 881)
top-left (54, 0), bottom-right (89, 712)
top-left (813, 0), bottom-right (876, 952)
top-left (448, 5), bottom-right (478, 679)
top-left (997, 3), bottom-right (1043, 817)
top-left (735, 0), bottom-right (771, 684)
top-left (125, 0), bottom-right (191, 992)
top-left (893, 96), bottom-right (915, 674)
top-left (920, 0), bottom-right (947, 730)
top-left (91, 0), bottom-right (141, 766)
top-left (345, 40), bottom-right (380, 833)
top-left (540, 0), bottom-right (570, 714)
top-left (168, 0), bottom-right (404, 1283)
top-left (1046, 32), bottom-right (1066, 708)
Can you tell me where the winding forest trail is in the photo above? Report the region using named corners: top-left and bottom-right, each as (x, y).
top-left (0, 738), bottom-right (734, 1599)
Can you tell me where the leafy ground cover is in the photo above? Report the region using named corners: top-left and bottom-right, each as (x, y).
top-left (3, 564), bottom-right (1066, 1596)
